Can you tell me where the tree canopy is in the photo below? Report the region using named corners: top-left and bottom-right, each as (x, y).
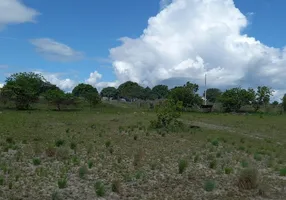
top-left (100, 87), bottom-right (118, 99)
top-left (152, 85), bottom-right (169, 99)
top-left (72, 83), bottom-right (99, 97)
top-left (204, 88), bottom-right (222, 103)
top-left (117, 81), bottom-right (144, 100)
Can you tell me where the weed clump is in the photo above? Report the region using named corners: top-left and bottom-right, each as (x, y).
top-left (55, 139), bottom-right (65, 147)
top-left (32, 157), bottom-right (41, 166)
top-left (45, 147), bottom-right (56, 157)
top-left (211, 139), bottom-right (219, 146)
top-left (179, 159), bottom-right (188, 174)
top-left (279, 168), bottom-right (286, 176)
top-left (254, 153), bottom-right (262, 161)
top-left (105, 141), bottom-right (111, 148)
top-left (225, 167), bottom-right (233, 174)
top-left (209, 160), bottom-right (217, 169)
top-left (238, 168), bottom-right (259, 190)
top-left (241, 160), bottom-right (249, 168)
top-left (88, 160), bottom-right (93, 169)
top-left (58, 178), bottom-right (67, 189)
top-left (95, 181), bottom-right (105, 197)
top-left (204, 180), bottom-right (216, 192)
top-left (79, 166), bottom-right (88, 179)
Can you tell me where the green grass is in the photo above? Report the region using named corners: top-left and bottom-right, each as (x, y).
top-left (0, 104), bottom-right (286, 199)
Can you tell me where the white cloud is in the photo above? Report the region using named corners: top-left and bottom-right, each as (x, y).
top-left (30, 38), bottom-right (84, 62)
top-left (160, 0), bottom-right (172, 10)
top-left (0, 83), bottom-right (3, 88)
top-left (85, 71), bottom-right (102, 86)
top-left (0, 0), bottom-right (39, 30)
top-left (109, 0), bottom-right (286, 100)
top-left (34, 71), bottom-right (77, 91)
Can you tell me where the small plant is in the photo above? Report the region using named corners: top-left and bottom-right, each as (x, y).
top-left (52, 190), bottom-right (61, 200)
top-left (279, 168), bottom-right (286, 176)
top-left (254, 153), bottom-right (262, 161)
top-left (204, 180), bottom-right (216, 192)
top-left (241, 160), bottom-right (249, 168)
top-left (238, 168), bottom-right (259, 190)
top-left (0, 175), bottom-right (4, 185)
top-left (6, 137), bottom-right (14, 144)
top-left (194, 155), bottom-right (199, 163)
top-left (95, 181), bottom-right (105, 197)
top-left (111, 180), bottom-right (122, 194)
top-left (33, 157), bottom-right (41, 166)
top-left (105, 141), bottom-right (111, 148)
top-left (79, 166), bottom-right (88, 179)
top-left (70, 142), bottom-right (77, 151)
top-left (135, 171), bottom-right (144, 179)
top-left (58, 177), bottom-right (67, 189)
top-left (109, 148), bottom-right (114, 154)
top-left (211, 139), bottom-right (219, 146)
top-left (55, 139), bottom-right (65, 147)
top-left (134, 135), bottom-right (138, 140)
top-left (225, 167), bottom-right (233, 174)
top-left (239, 146), bottom-right (245, 151)
top-left (88, 160), bottom-right (93, 169)
top-left (179, 159), bottom-right (188, 174)
top-left (209, 160), bottom-right (217, 169)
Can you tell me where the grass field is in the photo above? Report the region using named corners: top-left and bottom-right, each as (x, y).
top-left (0, 104), bottom-right (286, 200)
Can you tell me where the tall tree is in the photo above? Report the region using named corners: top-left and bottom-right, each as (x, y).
top-left (44, 88), bottom-right (78, 111)
top-left (100, 87), bottom-right (118, 100)
top-left (168, 82), bottom-right (202, 107)
top-left (2, 72), bottom-right (45, 109)
top-left (117, 81), bottom-right (144, 100)
top-left (252, 86), bottom-right (273, 111)
top-left (204, 88), bottom-right (222, 103)
top-left (220, 87), bottom-right (255, 112)
top-left (282, 94), bottom-right (286, 112)
top-left (152, 85), bottom-right (169, 99)
top-left (72, 83), bottom-right (99, 97)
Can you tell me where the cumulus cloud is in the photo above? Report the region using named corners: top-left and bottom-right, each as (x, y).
top-left (34, 71), bottom-right (77, 91)
top-left (85, 71), bottom-right (102, 86)
top-left (0, 0), bottom-right (39, 30)
top-left (109, 0), bottom-right (286, 99)
top-left (160, 0), bottom-right (172, 10)
top-left (0, 83), bottom-right (3, 88)
top-left (30, 38), bottom-right (84, 62)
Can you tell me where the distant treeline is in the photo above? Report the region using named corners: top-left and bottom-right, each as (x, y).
top-left (0, 72), bottom-right (286, 112)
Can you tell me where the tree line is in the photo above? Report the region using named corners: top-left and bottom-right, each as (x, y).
top-left (0, 72), bottom-right (286, 112)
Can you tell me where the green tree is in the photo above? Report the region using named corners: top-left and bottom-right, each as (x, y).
top-left (72, 83), bottom-right (99, 97)
top-left (2, 72), bottom-right (45, 109)
top-left (282, 94), bottom-right (286, 112)
top-left (84, 92), bottom-right (101, 108)
top-left (252, 86), bottom-right (273, 111)
top-left (44, 88), bottom-right (78, 111)
top-left (100, 87), bottom-right (118, 100)
top-left (152, 85), bottom-right (169, 99)
top-left (272, 101), bottom-right (279, 106)
top-left (204, 88), bottom-right (222, 103)
top-left (169, 82), bottom-right (202, 108)
top-left (117, 81), bottom-right (144, 100)
top-left (220, 87), bottom-right (255, 112)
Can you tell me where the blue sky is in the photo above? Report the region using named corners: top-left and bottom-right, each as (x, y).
top-left (1, 0), bottom-right (286, 99)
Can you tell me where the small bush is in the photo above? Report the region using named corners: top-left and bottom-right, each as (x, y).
top-left (211, 139), bottom-right (219, 146)
top-left (32, 157), bottom-right (41, 166)
top-left (204, 180), bottom-right (216, 192)
top-left (79, 166), bottom-right (88, 179)
top-left (225, 167), bottom-right (233, 174)
top-left (6, 137), bottom-right (14, 144)
top-left (88, 160), bottom-right (93, 169)
top-left (241, 160), bottom-right (249, 168)
top-left (179, 159), bottom-right (188, 174)
top-left (0, 175), bottom-right (4, 185)
top-left (105, 141), bottom-right (111, 148)
top-left (209, 160), bottom-right (217, 169)
top-left (254, 153), bottom-right (262, 161)
top-left (95, 181), bottom-right (105, 197)
top-left (279, 168), bottom-right (286, 176)
top-left (134, 135), bottom-right (138, 140)
top-left (238, 168), bottom-right (259, 190)
top-left (55, 139), bottom-right (65, 147)
top-left (58, 178), bottom-right (67, 189)
top-left (70, 142), bottom-right (77, 151)
top-left (111, 180), bottom-right (122, 194)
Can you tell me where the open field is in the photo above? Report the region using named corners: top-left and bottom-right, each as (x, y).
top-left (1, 105), bottom-right (286, 200)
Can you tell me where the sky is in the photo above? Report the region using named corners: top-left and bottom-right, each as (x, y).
top-left (1, 0), bottom-right (286, 100)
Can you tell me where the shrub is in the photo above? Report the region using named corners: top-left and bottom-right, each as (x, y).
top-left (279, 168), bottom-right (286, 176)
top-left (32, 157), bottom-right (41, 166)
top-left (58, 178), bottom-right (67, 189)
top-left (204, 180), bottom-right (216, 192)
top-left (6, 137), bottom-right (14, 144)
top-left (105, 141), bottom-right (111, 148)
top-left (55, 139), bottom-right (65, 147)
top-left (238, 168), bottom-right (259, 190)
top-left (95, 181), bottom-right (105, 197)
top-left (134, 135), bottom-right (138, 140)
top-left (241, 160), bottom-right (249, 168)
top-left (0, 175), bottom-right (4, 185)
top-left (179, 159), bottom-right (188, 174)
top-left (111, 180), bottom-right (122, 194)
top-left (88, 160), bottom-right (93, 169)
top-left (254, 153), bottom-right (262, 161)
top-left (225, 167), bottom-right (233, 174)
top-left (211, 139), bottom-right (219, 146)
top-left (79, 166), bottom-right (88, 179)
top-left (209, 160), bottom-right (217, 169)
top-left (70, 142), bottom-right (77, 151)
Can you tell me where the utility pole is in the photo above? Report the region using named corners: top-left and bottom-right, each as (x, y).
top-left (204, 73), bottom-right (207, 105)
